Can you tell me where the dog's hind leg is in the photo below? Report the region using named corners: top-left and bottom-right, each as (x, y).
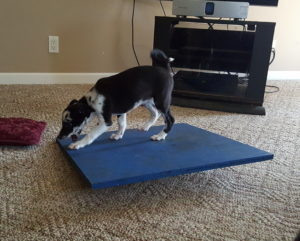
top-left (151, 110), bottom-right (174, 141)
top-left (110, 114), bottom-right (127, 140)
top-left (139, 103), bottom-right (160, 131)
top-left (151, 95), bottom-right (175, 141)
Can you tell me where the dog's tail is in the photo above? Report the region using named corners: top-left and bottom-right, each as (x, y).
top-left (151, 49), bottom-right (174, 71)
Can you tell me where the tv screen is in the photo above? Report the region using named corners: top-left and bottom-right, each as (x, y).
top-left (163, 0), bottom-right (279, 7)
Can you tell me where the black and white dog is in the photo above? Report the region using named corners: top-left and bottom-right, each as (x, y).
top-left (57, 49), bottom-right (175, 149)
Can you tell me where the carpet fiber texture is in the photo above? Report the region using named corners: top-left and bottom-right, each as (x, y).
top-left (0, 80), bottom-right (299, 241)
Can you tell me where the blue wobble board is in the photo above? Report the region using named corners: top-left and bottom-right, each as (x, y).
top-left (57, 123), bottom-right (273, 189)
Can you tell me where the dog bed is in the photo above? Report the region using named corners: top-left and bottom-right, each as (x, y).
top-left (0, 117), bottom-right (46, 145)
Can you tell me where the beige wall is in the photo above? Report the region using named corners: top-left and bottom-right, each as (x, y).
top-left (0, 0), bottom-right (299, 73)
top-left (247, 0), bottom-right (300, 71)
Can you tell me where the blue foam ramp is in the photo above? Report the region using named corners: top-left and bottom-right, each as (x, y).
top-left (57, 123), bottom-right (273, 189)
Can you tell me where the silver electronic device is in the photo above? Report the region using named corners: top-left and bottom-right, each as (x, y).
top-left (172, 0), bottom-right (249, 19)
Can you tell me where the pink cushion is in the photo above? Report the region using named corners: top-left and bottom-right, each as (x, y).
top-left (0, 118), bottom-right (46, 146)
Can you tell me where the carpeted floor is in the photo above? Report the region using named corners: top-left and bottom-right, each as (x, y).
top-left (0, 80), bottom-right (299, 241)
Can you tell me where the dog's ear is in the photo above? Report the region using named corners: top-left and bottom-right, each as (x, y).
top-left (68, 99), bottom-right (78, 106)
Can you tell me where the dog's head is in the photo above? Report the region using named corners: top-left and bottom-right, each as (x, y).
top-left (57, 98), bottom-right (94, 141)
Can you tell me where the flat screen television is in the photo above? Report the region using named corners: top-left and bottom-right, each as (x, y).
top-left (163, 0), bottom-right (279, 7)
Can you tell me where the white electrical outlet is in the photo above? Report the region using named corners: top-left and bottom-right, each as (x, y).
top-left (49, 36), bottom-right (59, 53)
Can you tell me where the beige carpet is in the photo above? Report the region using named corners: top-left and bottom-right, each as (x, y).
top-left (0, 80), bottom-right (299, 241)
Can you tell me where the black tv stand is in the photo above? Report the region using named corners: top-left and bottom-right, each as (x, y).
top-left (172, 96), bottom-right (266, 115)
top-left (153, 16), bottom-right (276, 115)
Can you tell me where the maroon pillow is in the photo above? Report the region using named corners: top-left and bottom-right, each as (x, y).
top-left (0, 118), bottom-right (47, 146)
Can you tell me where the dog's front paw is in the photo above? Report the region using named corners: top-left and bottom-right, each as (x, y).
top-left (110, 133), bottom-right (123, 140)
top-left (68, 141), bottom-right (86, 150)
top-left (151, 132), bottom-right (167, 141)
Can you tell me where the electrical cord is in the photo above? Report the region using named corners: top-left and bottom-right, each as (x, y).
top-left (159, 0), bottom-right (175, 75)
top-left (131, 0), bottom-right (140, 66)
top-left (266, 47), bottom-right (279, 93)
top-left (269, 48), bottom-right (276, 65)
top-left (198, 17), bottom-right (223, 30)
top-left (159, 0), bottom-right (166, 16)
top-left (131, 0), bottom-right (168, 67)
top-left (265, 85), bottom-right (280, 93)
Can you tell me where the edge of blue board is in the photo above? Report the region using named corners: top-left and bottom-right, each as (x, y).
top-left (57, 123), bottom-right (274, 189)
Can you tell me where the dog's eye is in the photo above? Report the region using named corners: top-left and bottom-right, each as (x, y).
top-left (62, 111), bottom-right (72, 122)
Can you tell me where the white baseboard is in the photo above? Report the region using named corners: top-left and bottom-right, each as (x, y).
top-left (0, 71), bottom-right (299, 84)
top-left (267, 71), bottom-right (300, 81)
top-left (0, 73), bottom-right (116, 84)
